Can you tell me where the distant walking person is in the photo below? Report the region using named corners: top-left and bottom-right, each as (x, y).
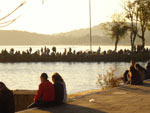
top-left (28, 73), bottom-right (55, 108)
top-left (0, 82), bottom-right (15, 113)
top-left (52, 72), bottom-right (67, 105)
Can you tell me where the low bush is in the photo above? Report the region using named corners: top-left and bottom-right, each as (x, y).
top-left (97, 68), bottom-right (123, 89)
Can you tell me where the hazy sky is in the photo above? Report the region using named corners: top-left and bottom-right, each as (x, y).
top-left (0, 0), bottom-right (123, 35)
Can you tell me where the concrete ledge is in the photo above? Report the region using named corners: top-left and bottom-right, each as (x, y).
top-left (14, 89), bottom-right (102, 112)
top-left (16, 80), bottom-right (150, 113)
top-left (14, 90), bottom-right (36, 111)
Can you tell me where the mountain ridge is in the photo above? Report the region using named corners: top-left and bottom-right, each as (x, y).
top-left (0, 23), bottom-right (149, 45)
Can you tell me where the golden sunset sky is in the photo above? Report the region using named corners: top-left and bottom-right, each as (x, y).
top-left (0, 0), bottom-right (123, 34)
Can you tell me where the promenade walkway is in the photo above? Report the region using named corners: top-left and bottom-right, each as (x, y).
top-left (17, 80), bottom-right (150, 113)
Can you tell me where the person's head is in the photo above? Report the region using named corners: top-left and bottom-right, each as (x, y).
top-left (146, 65), bottom-right (150, 70)
top-left (124, 70), bottom-right (129, 76)
top-left (0, 82), bottom-right (6, 91)
top-left (52, 72), bottom-right (64, 83)
top-left (147, 62), bottom-right (150, 67)
top-left (40, 73), bottom-right (48, 83)
top-left (135, 64), bottom-right (141, 70)
top-left (130, 60), bottom-right (135, 66)
top-left (136, 64), bottom-right (146, 71)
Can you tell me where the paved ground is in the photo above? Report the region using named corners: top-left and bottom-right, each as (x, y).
top-left (17, 80), bottom-right (150, 113)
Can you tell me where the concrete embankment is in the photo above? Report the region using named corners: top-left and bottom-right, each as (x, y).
top-left (16, 80), bottom-right (150, 113)
top-left (14, 89), bottom-right (102, 112)
top-left (13, 90), bottom-right (36, 111)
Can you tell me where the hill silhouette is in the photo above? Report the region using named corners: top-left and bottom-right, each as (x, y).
top-left (0, 23), bottom-right (149, 45)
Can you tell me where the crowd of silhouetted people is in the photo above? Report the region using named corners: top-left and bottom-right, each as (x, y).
top-left (0, 72), bottom-right (67, 113)
top-left (0, 46), bottom-right (150, 62)
top-left (123, 60), bottom-right (150, 85)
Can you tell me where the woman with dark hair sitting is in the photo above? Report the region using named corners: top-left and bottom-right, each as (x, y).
top-left (52, 72), bottom-right (67, 105)
top-left (0, 82), bottom-right (15, 113)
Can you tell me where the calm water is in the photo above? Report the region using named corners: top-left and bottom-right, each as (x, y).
top-left (0, 45), bottom-right (149, 94)
top-left (0, 62), bottom-right (147, 94)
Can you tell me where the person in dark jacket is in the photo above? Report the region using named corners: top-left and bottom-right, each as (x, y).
top-left (0, 82), bottom-right (15, 113)
top-left (129, 66), bottom-right (142, 85)
top-left (28, 73), bottom-right (55, 108)
top-left (52, 72), bottom-right (67, 105)
top-left (145, 62), bottom-right (150, 79)
top-left (135, 64), bottom-right (146, 83)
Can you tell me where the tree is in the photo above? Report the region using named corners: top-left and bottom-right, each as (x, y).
top-left (123, 0), bottom-right (138, 52)
top-left (0, 1), bottom-right (25, 28)
top-left (104, 13), bottom-right (129, 52)
top-left (134, 0), bottom-right (150, 50)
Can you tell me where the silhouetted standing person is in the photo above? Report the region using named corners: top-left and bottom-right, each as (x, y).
top-left (0, 82), bottom-right (15, 113)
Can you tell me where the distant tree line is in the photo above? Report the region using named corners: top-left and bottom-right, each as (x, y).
top-left (104, 0), bottom-right (150, 52)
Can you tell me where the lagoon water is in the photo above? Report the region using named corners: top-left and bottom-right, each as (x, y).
top-left (0, 45), bottom-right (149, 94)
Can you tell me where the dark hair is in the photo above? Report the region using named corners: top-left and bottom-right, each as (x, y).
top-left (130, 60), bottom-right (135, 65)
top-left (41, 73), bottom-right (48, 80)
top-left (124, 70), bottom-right (129, 75)
top-left (0, 82), bottom-right (9, 90)
top-left (147, 62), bottom-right (150, 67)
top-left (52, 72), bottom-right (64, 83)
top-left (146, 65), bottom-right (150, 69)
top-left (0, 82), bottom-right (6, 88)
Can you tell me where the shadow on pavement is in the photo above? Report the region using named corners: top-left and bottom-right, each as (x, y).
top-left (117, 83), bottom-right (150, 94)
top-left (38, 103), bottom-right (106, 113)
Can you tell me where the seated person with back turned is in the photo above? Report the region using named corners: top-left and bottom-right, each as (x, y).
top-left (123, 60), bottom-right (136, 84)
top-left (145, 62), bottom-right (150, 79)
top-left (0, 82), bottom-right (14, 113)
top-left (129, 66), bottom-right (142, 85)
top-left (52, 72), bottom-right (67, 105)
top-left (28, 73), bottom-right (54, 108)
top-left (135, 64), bottom-right (146, 83)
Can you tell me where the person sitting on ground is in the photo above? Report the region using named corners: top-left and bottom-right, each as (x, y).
top-left (135, 64), bottom-right (146, 83)
top-left (123, 70), bottom-right (129, 83)
top-left (129, 66), bottom-right (142, 85)
top-left (0, 82), bottom-right (15, 113)
top-left (122, 60), bottom-right (136, 84)
top-left (52, 72), bottom-right (67, 105)
top-left (145, 62), bottom-right (150, 79)
top-left (28, 73), bottom-right (54, 108)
